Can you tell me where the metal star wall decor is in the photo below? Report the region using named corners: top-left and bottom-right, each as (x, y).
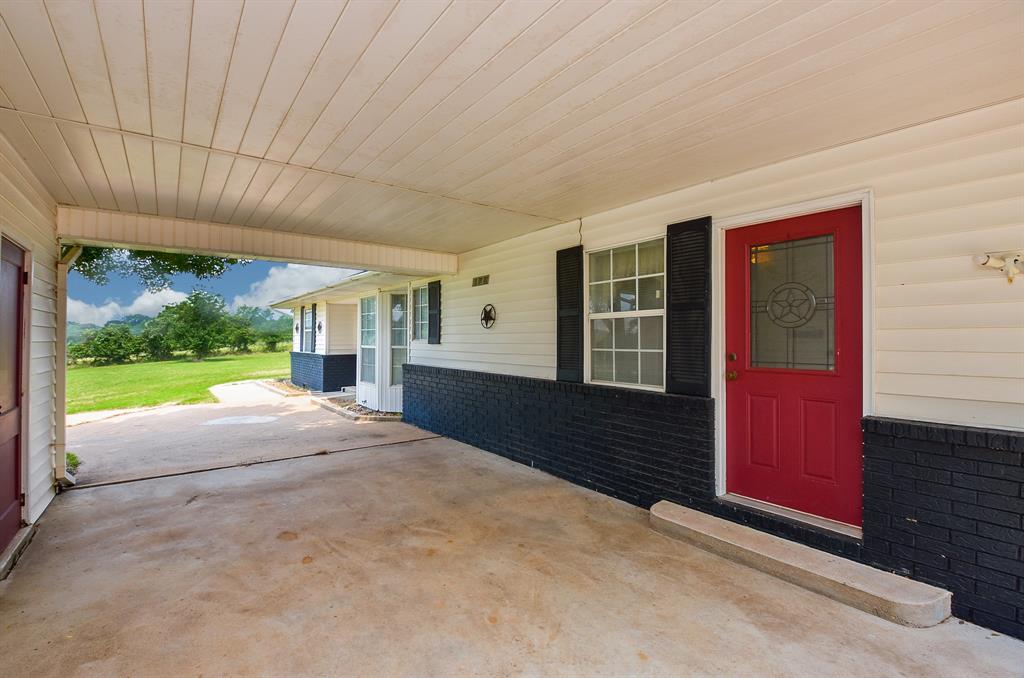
top-left (480, 304), bottom-right (496, 329)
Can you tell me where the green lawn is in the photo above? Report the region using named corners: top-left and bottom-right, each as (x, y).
top-left (67, 352), bottom-right (291, 414)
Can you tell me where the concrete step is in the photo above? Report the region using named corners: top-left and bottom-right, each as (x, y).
top-left (650, 500), bottom-right (951, 628)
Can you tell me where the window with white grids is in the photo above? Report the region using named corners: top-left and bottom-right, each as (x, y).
top-left (302, 307), bottom-right (314, 353)
top-left (587, 238), bottom-right (665, 389)
top-left (413, 285), bottom-right (428, 341)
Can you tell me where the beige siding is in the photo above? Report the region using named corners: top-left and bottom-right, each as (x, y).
top-left (0, 132), bottom-right (58, 522)
top-left (584, 99), bottom-right (1024, 430)
top-left (409, 222), bottom-right (581, 379)
top-left (327, 303), bottom-right (357, 354)
top-left (290, 306), bottom-right (301, 352)
top-left (410, 100), bottom-right (1023, 430)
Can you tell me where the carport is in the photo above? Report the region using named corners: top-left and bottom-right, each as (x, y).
top-left (3, 437), bottom-right (1022, 676)
top-left (1, 1), bottom-right (1023, 670)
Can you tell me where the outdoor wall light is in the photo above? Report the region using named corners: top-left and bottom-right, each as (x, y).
top-left (973, 252), bottom-right (1021, 284)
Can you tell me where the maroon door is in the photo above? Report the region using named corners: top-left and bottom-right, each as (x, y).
top-left (1, 237), bottom-right (25, 550)
top-left (725, 207), bottom-right (863, 527)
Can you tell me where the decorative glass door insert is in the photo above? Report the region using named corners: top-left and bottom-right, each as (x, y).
top-left (749, 234), bottom-right (834, 371)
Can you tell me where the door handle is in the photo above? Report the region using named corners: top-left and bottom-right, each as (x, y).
top-left (726, 370), bottom-right (738, 381)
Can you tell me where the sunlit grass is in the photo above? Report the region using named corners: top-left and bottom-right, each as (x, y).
top-left (67, 352), bottom-right (290, 413)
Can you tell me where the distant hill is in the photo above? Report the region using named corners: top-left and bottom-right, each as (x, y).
top-left (67, 322), bottom-right (100, 345)
top-left (68, 309), bottom-right (290, 345)
top-left (105, 314), bottom-right (150, 335)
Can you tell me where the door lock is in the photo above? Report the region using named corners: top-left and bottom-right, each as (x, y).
top-left (726, 370), bottom-right (738, 381)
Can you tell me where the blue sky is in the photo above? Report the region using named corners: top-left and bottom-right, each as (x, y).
top-left (68, 259), bottom-right (358, 325)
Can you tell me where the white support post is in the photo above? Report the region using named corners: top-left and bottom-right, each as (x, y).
top-left (53, 245), bottom-right (82, 488)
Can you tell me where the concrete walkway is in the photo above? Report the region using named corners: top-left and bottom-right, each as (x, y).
top-left (207, 380), bottom-right (289, 405)
top-left (67, 383), bottom-right (432, 485)
top-left (65, 380), bottom-right (285, 427)
top-left (1, 437), bottom-right (1021, 677)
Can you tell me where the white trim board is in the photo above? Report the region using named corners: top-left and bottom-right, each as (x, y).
top-left (56, 207), bottom-right (458, 276)
top-left (710, 190), bottom-right (875, 498)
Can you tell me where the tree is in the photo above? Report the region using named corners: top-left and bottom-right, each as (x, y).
top-left (224, 316), bottom-right (257, 353)
top-left (159, 290), bottom-right (230, 359)
top-left (72, 246), bottom-right (248, 291)
top-left (257, 327), bottom-right (291, 353)
top-left (139, 314), bottom-right (175, 361)
top-left (72, 324), bottom-right (144, 365)
top-left (233, 306), bottom-right (289, 352)
top-left (233, 305), bottom-right (275, 328)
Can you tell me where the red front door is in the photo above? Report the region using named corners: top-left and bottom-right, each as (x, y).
top-left (725, 206), bottom-right (863, 527)
top-left (1, 237), bottom-right (25, 550)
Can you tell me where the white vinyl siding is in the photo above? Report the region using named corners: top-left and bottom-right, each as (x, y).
top-left (327, 303), bottom-right (357, 354)
top-left (582, 100), bottom-right (1023, 430)
top-left (406, 100), bottom-right (1022, 430)
top-left (290, 307), bottom-right (301, 351)
top-left (408, 221), bottom-right (581, 379)
top-left (0, 131), bottom-right (59, 522)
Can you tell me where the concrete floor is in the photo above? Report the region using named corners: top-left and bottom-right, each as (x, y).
top-left (2, 437), bottom-right (1022, 677)
top-left (67, 386), bottom-right (432, 484)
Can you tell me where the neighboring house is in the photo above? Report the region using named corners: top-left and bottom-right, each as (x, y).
top-left (0, 2), bottom-right (1021, 638)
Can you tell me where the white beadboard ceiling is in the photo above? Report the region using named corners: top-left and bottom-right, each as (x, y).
top-left (0, 0), bottom-right (1021, 254)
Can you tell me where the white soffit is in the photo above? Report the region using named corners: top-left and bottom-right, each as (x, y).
top-left (1, 0), bottom-right (1022, 254)
top-left (269, 272), bottom-right (421, 309)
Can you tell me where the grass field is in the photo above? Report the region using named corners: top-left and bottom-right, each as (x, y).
top-left (67, 352), bottom-right (291, 414)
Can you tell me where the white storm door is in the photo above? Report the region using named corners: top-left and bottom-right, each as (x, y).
top-left (357, 295), bottom-right (378, 410)
top-left (381, 292), bottom-right (408, 412)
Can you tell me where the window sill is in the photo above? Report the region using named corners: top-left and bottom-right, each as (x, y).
top-left (586, 379), bottom-right (665, 394)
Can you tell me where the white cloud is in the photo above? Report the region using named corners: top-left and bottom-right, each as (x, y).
top-left (230, 264), bottom-right (358, 311)
top-left (67, 288), bottom-right (188, 325)
top-left (68, 264), bottom-right (358, 325)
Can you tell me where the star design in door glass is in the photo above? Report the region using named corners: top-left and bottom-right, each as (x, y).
top-left (766, 282), bottom-right (817, 328)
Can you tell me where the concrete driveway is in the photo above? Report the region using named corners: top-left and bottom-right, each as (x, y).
top-left (1, 436), bottom-right (1021, 677)
top-left (67, 383), bottom-right (431, 485)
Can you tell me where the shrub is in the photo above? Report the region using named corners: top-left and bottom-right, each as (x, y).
top-left (73, 324), bottom-right (143, 365)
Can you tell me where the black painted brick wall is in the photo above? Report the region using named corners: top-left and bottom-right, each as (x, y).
top-left (404, 365), bottom-right (1024, 639)
top-left (403, 365), bottom-right (860, 559)
top-left (290, 352), bottom-right (356, 392)
top-left (404, 364), bottom-right (714, 508)
top-left (861, 417), bottom-right (1024, 638)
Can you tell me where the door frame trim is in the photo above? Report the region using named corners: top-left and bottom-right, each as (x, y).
top-left (710, 190), bottom-right (875, 498)
top-left (0, 229), bottom-right (33, 527)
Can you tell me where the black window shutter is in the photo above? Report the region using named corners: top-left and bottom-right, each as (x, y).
top-left (427, 280), bottom-right (441, 344)
top-left (299, 305), bottom-right (305, 351)
top-left (555, 245), bottom-right (584, 383)
top-left (665, 216), bottom-right (712, 396)
top-left (310, 303), bottom-right (317, 353)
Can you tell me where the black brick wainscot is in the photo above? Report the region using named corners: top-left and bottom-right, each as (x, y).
top-left (861, 417), bottom-right (1024, 638)
top-left (289, 352), bottom-right (356, 392)
top-left (403, 365), bottom-right (1024, 639)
